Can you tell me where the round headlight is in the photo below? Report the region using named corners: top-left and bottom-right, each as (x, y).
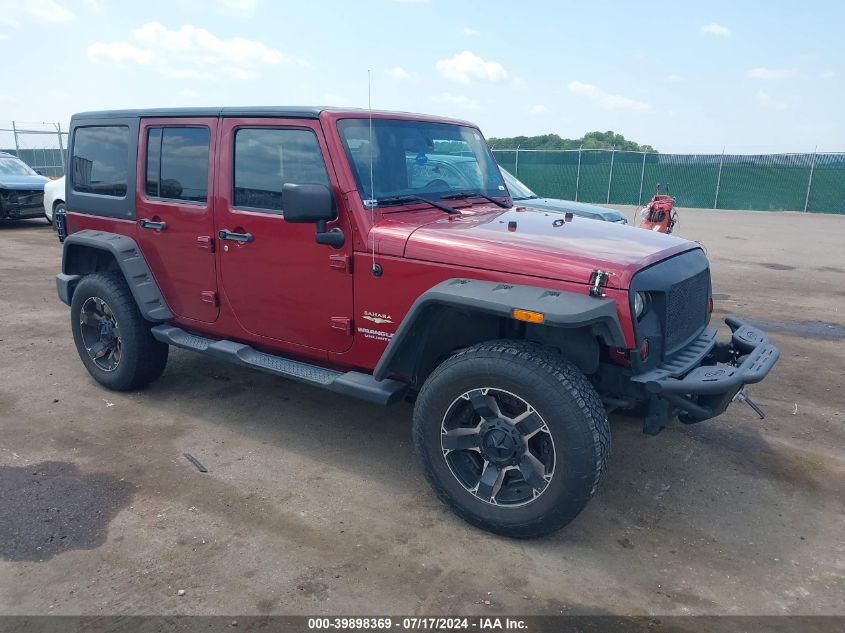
top-left (633, 292), bottom-right (647, 318)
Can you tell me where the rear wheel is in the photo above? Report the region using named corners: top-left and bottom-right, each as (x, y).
top-left (70, 272), bottom-right (168, 391)
top-left (413, 341), bottom-right (610, 538)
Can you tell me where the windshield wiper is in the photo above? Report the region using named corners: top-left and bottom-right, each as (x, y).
top-left (375, 195), bottom-right (459, 215)
top-left (441, 191), bottom-right (511, 209)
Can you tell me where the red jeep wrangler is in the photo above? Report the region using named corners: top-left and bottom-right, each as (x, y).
top-left (55, 107), bottom-right (779, 537)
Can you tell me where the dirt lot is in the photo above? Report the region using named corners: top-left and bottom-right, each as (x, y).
top-left (0, 209), bottom-right (843, 616)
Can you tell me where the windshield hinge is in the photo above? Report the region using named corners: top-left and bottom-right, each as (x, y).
top-left (331, 316), bottom-right (353, 335)
top-left (329, 253), bottom-right (352, 273)
top-left (589, 270), bottom-right (611, 297)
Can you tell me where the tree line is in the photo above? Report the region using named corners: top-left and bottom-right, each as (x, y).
top-left (487, 131), bottom-right (656, 153)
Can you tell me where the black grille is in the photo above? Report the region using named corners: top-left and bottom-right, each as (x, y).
top-left (665, 270), bottom-right (710, 350)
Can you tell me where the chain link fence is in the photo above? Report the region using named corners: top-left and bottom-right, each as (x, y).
top-left (0, 121), bottom-right (68, 178)
top-left (492, 148), bottom-right (845, 214)
top-left (2, 122), bottom-right (842, 213)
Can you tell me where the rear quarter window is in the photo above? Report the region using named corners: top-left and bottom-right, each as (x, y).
top-left (71, 126), bottom-right (130, 197)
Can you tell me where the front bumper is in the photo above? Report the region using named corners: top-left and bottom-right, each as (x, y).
top-left (1, 190), bottom-right (45, 219)
top-left (632, 317), bottom-right (779, 428)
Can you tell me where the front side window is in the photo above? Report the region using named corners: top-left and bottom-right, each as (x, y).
top-left (233, 128), bottom-right (329, 213)
top-left (337, 118), bottom-right (506, 206)
top-left (72, 126), bottom-right (129, 197)
top-left (145, 126), bottom-right (210, 202)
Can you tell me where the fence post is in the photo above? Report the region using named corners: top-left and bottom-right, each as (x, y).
top-left (803, 147), bottom-right (817, 213)
top-left (575, 145), bottom-right (582, 201)
top-left (11, 120), bottom-right (20, 155)
top-left (637, 151), bottom-right (647, 206)
top-left (57, 122), bottom-right (66, 173)
top-left (714, 147), bottom-right (724, 209)
top-left (606, 146), bottom-right (616, 204)
top-left (514, 144), bottom-right (521, 178)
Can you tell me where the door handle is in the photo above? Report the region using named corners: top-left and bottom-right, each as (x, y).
top-left (218, 229), bottom-right (253, 243)
top-left (139, 218), bottom-right (167, 230)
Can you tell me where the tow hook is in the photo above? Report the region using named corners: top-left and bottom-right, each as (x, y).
top-left (733, 388), bottom-right (766, 419)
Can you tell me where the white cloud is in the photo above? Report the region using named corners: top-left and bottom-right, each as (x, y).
top-left (0, 0), bottom-right (74, 28)
top-left (747, 67), bottom-right (797, 80)
top-left (88, 41), bottom-right (155, 65)
top-left (462, 27), bottom-right (480, 36)
top-left (701, 23), bottom-right (731, 37)
top-left (217, 0), bottom-right (257, 16)
top-left (568, 81), bottom-right (651, 112)
top-left (755, 90), bottom-right (788, 110)
top-left (820, 69), bottom-right (836, 79)
top-left (667, 74), bottom-right (684, 82)
top-left (180, 88), bottom-right (201, 100)
top-left (432, 92), bottom-right (481, 110)
top-left (88, 22), bottom-right (308, 81)
top-left (322, 93), bottom-right (346, 106)
top-left (24, 0), bottom-right (74, 22)
top-left (388, 66), bottom-right (411, 79)
top-left (526, 104), bottom-right (550, 116)
top-left (436, 51), bottom-right (507, 84)
top-left (393, 0), bottom-right (428, 3)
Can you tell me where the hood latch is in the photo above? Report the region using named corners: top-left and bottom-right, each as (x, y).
top-left (589, 270), bottom-right (611, 297)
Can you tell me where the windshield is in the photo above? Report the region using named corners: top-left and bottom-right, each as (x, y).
top-left (338, 118), bottom-right (507, 206)
top-left (0, 156), bottom-right (38, 176)
top-left (500, 168), bottom-right (537, 200)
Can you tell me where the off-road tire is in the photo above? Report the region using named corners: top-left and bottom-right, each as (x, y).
top-left (70, 272), bottom-right (168, 391)
top-left (413, 340), bottom-right (610, 538)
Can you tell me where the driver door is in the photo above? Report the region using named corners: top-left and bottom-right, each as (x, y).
top-left (215, 118), bottom-right (354, 353)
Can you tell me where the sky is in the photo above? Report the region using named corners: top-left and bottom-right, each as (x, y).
top-left (0, 0), bottom-right (843, 153)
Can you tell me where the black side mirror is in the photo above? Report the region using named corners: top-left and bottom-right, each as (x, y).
top-left (281, 183), bottom-right (344, 248)
top-left (35, 170), bottom-right (44, 176)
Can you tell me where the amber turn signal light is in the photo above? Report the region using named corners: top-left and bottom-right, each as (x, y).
top-left (512, 308), bottom-right (545, 323)
top-left (639, 338), bottom-right (650, 361)
top-left (708, 297), bottom-right (714, 314)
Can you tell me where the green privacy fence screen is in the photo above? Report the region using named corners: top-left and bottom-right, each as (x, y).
top-left (491, 149), bottom-right (845, 214)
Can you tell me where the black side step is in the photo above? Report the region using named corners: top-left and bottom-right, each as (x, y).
top-left (151, 325), bottom-right (407, 406)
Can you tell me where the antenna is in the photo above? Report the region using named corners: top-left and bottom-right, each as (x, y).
top-left (367, 69), bottom-right (380, 276)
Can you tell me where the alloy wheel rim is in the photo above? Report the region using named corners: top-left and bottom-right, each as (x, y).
top-left (440, 388), bottom-right (556, 507)
top-left (79, 296), bottom-right (122, 372)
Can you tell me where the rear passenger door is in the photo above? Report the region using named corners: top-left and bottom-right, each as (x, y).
top-left (135, 118), bottom-right (219, 323)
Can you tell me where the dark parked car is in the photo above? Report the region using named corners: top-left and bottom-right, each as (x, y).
top-left (501, 167), bottom-right (628, 223)
top-left (0, 151), bottom-right (50, 223)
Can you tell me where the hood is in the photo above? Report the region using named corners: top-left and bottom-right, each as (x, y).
top-left (516, 197), bottom-right (627, 222)
top-left (0, 174), bottom-right (49, 190)
top-left (402, 207), bottom-right (697, 289)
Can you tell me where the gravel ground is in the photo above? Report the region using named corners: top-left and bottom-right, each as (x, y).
top-left (0, 208), bottom-right (842, 616)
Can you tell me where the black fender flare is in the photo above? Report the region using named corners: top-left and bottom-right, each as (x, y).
top-left (373, 278), bottom-right (626, 382)
top-left (56, 229), bottom-right (173, 321)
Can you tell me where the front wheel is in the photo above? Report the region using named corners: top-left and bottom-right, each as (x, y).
top-left (413, 341), bottom-right (610, 538)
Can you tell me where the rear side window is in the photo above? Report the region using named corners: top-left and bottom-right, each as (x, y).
top-left (145, 126), bottom-right (210, 203)
top-left (71, 126), bottom-right (129, 197)
top-left (233, 128), bottom-right (329, 213)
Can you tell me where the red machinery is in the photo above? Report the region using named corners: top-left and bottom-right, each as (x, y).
top-left (637, 183), bottom-right (677, 234)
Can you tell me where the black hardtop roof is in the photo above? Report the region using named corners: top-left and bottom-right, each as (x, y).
top-left (71, 106), bottom-right (475, 127)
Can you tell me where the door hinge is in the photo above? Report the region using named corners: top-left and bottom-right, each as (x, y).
top-left (197, 235), bottom-right (215, 252)
top-left (200, 291), bottom-right (218, 306)
top-left (330, 316), bottom-right (353, 335)
top-left (329, 253), bottom-right (352, 273)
